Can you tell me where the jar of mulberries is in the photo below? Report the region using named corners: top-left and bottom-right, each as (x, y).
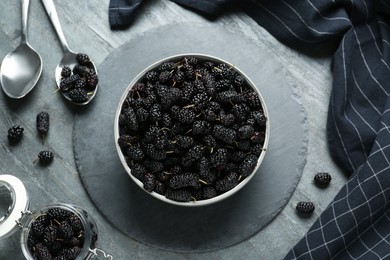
top-left (0, 174), bottom-right (112, 260)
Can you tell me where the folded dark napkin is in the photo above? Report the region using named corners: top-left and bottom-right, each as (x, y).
top-left (109, 0), bottom-right (390, 259)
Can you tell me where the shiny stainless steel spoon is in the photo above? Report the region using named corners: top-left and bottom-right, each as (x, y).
top-left (0, 0), bottom-right (43, 99)
top-left (41, 0), bottom-right (98, 105)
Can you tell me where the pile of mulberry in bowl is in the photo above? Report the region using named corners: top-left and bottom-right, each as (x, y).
top-left (114, 54), bottom-right (269, 206)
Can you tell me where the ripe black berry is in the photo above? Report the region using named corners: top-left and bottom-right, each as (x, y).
top-left (7, 125), bottom-right (24, 143)
top-left (314, 172), bottom-right (332, 186)
top-left (76, 53), bottom-right (90, 65)
top-left (168, 172), bottom-right (200, 189)
top-left (296, 202), bottom-right (315, 215)
top-left (34, 150), bottom-right (54, 165)
top-left (61, 66), bottom-right (72, 78)
top-left (36, 112), bottom-right (49, 144)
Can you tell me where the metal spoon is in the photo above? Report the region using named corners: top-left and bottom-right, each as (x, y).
top-left (0, 0), bottom-right (43, 99)
top-left (41, 0), bottom-right (98, 105)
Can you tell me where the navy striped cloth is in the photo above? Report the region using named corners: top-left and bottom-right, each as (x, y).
top-left (109, 1), bottom-right (390, 259)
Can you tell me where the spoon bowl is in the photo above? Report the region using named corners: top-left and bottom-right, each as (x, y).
top-left (42, 0), bottom-right (98, 105)
top-left (0, 0), bottom-right (42, 99)
top-left (54, 51), bottom-right (99, 105)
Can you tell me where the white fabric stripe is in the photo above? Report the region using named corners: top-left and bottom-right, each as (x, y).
top-left (281, 0), bottom-right (339, 35)
top-left (109, 2), bottom-right (140, 11)
top-left (333, 37), bottom-right (356, 171)
top-left (367, 24), bottom-right (382, 56)
top-left (306, 0), bottom-right (350, 22)
top-left (353, 29), bottom-right (389, 95)
top-left (351, 71), bottom-right (381, 120)
top-left (249, 0), bottom-right (317, 43)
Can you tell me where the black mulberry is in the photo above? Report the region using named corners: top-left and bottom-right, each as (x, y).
top-left (35, 150), bottom-right (54, 165)
top-left (168, 172), bottom-right (200, 189)
top-left (296, 201), bottom-right (315, 215)
top-left (314, 172), bottom-right (332, 186)
top-left (7, 125), bottom-right (24, 143)
top-left (76, 53), bottom-right (90, 65)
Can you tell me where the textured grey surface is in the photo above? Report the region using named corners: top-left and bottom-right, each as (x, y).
top-left (0, 1), bottom-right (347, 259)
top-left (73, 24), bottom-right (307, 253)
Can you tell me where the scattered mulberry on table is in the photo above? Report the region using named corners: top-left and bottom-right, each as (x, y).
top-left (36, 112), bottom-right (49, 138)
top-left (35, 150), bottom-right (54, 165)
top-left (314, 172), bottom-right (332, 186)
top-left (36, 111), bottom-right (50, 143)
top-left (296, 201), bottom-right (315, 215)
top-left (7, 125), bottom-right (24, 143)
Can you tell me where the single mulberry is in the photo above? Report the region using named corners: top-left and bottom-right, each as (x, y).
top-left (85, 72), bottom-right (98, 89)
top-left (36, 111), bottom-right (49, 144)
top-left (7, 125), bottom-right (24, 143)
top-left (168, 172), bottom-right (200, 189)
top-left (76, 53), bottom-right (90, 65)
top-left (61, 66), bottom-right (71, 78)
top-left (296, 201), bottom-right (315, 215)
top-left (237, 125), bottom-right (254, 140)
top-left (68, 88), bottom-right (88, 103)
top-left (314, 172), bottom-right (332, 186)
top-left (34, 150), bottom-right (54, 165)
top-left (126, 146), bottom-right (144, 161)
top-left (47, 207), bottom-right (71, 221)
top-left (143, 173), bottom-right (156, 192)
top-left (165, 188), bottom-right (192, 202)
top-left (215, 172), bottom-right (239, 192)
top-left (238, 154), bottom-right (258, 178)
top-left (212, 125), bottom-right (236, 144)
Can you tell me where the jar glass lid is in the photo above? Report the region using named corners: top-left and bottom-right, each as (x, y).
top-left (0, 175), bottom-right (29, 239)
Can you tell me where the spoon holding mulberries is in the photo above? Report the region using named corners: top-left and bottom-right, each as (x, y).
top-left (41, 0), bottom-right (99, 105)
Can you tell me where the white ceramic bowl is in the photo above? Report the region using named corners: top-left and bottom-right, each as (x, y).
top-left (114, 53), bottom-right (270, 207)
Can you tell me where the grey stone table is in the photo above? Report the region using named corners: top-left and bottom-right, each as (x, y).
top-left (0, 1), bottom-right (347, 259)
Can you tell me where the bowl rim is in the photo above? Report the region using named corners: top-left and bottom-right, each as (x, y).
top-left (114, 53), bottom-right (270, 207)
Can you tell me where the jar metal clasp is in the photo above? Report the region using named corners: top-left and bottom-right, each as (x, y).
top-left (15, 210), bottom-right (32, 229)
top-left (87, 247), bottom-right (113, 259)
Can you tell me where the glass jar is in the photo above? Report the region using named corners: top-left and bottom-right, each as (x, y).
top-left (0, 174), bottom-right (112, 259)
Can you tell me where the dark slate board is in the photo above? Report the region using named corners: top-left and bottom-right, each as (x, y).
top-left (73, 24), bottom-right (308, 253)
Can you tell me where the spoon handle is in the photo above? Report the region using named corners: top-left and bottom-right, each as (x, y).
top-left (21, 0), bottom-right (30, 43)
top-left (41, 0), bottom-right (71, 53)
